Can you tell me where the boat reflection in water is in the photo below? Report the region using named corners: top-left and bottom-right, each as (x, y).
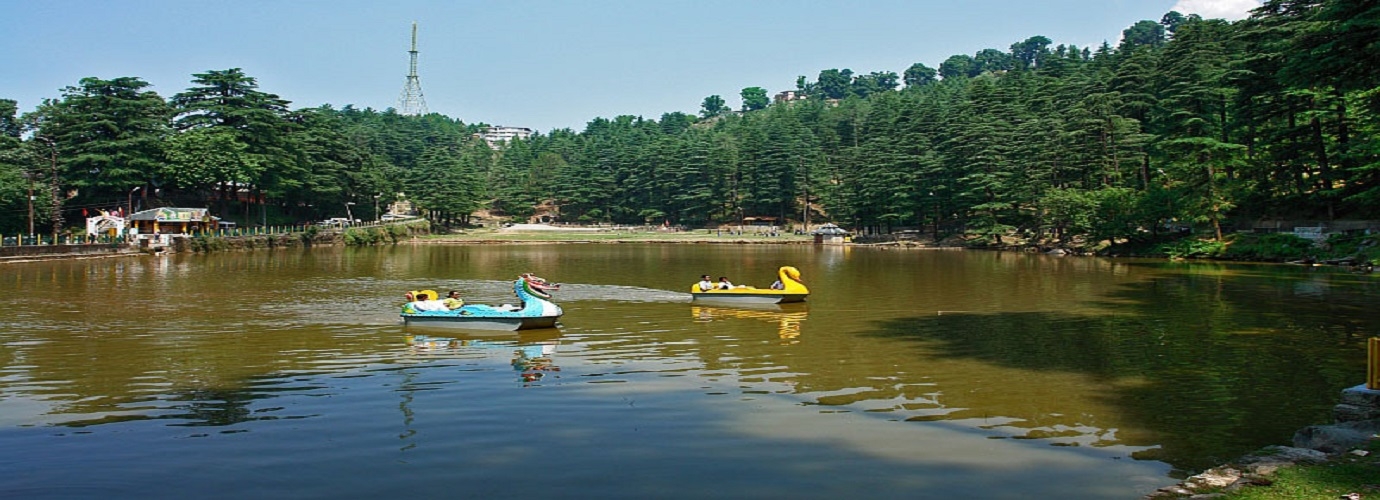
top-left (404, 329), bottom-right (562, 384)
top-left (691, 304), bottom-right (809, 341)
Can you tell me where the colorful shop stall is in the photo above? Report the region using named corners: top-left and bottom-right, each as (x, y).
top-left (126, 208), bottom-right (222, 238)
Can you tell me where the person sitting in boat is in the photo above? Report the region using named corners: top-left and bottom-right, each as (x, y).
top-left (770, 279), bottom-right (784, 290)
top-left (442, 290), bottom-right (465, 309)
top-left (407, 292), bottom-right (450, 312)
top-left (717, 277), bottom-right (735, 290)
top-left (698, 275), bottom-right (714, 291)
top-left (520, 272), bottom-right (560, 292)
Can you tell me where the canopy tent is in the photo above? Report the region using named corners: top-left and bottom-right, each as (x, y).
top-left (809, 223), bottom-right (849, 236)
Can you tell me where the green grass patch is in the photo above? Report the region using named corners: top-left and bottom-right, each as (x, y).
top-left (1224, 443), bottom-right (1380, 499)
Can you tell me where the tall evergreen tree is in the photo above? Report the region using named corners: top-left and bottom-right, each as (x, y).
top-left (903, 63), bottom-right (938, 87)
top-left (700, 95), bottom-right (728, 119)
top-left (171, 69), bottom-right (298, 220)
top-left (34, 77), bottom-right (170, 210)
top-left (740, 87), bottom-right (770, 111)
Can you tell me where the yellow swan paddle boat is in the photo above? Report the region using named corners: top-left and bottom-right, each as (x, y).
top-left (689, 266), bottom-right (809, 304)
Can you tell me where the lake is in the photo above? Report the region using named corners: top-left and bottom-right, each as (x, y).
top-left (2, 243), bottom-right (1376, 498)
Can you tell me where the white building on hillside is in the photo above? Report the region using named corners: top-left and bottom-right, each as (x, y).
top-left (774, 90), bottom-right (806, 103)
top-left (479, 126), bottom-right (534, 148)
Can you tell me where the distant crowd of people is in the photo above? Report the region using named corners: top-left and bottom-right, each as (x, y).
top-left (714, 228), bottom-right (782, 237)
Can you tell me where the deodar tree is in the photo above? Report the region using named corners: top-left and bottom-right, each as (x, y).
top-left (33, 77), bottom-right (169, 214)
top-left (3, 0), bottom-right (1378, 244)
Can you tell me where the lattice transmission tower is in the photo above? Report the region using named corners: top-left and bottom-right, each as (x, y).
top-left (397, 22), bottom-right (429, 116)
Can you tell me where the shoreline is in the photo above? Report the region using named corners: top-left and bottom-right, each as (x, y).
top-left (4, 225), bottom-right (1368, 270)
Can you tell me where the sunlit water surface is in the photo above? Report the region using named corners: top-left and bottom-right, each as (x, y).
top-left (2, 243), bottom-right (1377, 498)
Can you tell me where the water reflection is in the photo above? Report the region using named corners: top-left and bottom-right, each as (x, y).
top-left (691, 304), bottom-right (808, 341)
top-left (404, 330), bottom-right (563, 384)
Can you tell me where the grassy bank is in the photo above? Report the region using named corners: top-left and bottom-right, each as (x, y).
top-left (1222, 442), bottom-right (1380, 499)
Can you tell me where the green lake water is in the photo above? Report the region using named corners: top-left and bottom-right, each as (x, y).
top-left (1, 243), bottom-right (1376, 498)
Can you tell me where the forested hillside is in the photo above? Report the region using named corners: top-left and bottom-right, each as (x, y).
top-left (1, 1), bottom-right (1376, 251)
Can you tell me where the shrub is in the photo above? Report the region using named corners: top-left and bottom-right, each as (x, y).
top-left (1154, 238), bottom-right (1227, 259)
top-left (342, 228), bottom-right (374, 246)
top-left (1220, 233), bottom-right (1316, 262)
top-left (299, 225), bottom-right (320, 245)
top-left (189, 236), bottom-right (230, 253)
top-left (1323, 233), bottom-right (1380, 265)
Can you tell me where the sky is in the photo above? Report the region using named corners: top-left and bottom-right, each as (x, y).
top-left (0, 0), bottom-right (1261, 134)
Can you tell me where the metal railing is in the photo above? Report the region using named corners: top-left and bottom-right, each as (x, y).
top-left (2, 234), bottom-right (129, 247)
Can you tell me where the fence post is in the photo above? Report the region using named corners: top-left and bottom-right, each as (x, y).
top-left (1369, 338), bottom-right (1380, 391)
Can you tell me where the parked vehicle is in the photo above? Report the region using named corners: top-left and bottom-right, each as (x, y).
top-left (319, 218), bottom-right (356, 227)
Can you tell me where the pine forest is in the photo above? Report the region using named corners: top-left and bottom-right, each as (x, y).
top-left (1, 1), bottom-right (1378, 255)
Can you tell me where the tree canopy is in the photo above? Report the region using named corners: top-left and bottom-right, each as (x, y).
top-left (3, 1), bottom-right (1378, 250)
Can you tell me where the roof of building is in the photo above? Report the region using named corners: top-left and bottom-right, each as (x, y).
top-left (127, 207), bottom-right (217, 222)
top-left (810, 223), bottom-right (849, 235)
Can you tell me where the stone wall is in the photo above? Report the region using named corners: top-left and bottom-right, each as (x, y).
top-left (0, 243), bottom-right (131, 260)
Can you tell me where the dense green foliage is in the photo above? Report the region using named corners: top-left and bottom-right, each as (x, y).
top-left (2, 2), bottom-right (1378, 251)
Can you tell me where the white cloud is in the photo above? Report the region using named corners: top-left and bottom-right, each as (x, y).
top-left (1170, 0), bottom-right (1262, 21)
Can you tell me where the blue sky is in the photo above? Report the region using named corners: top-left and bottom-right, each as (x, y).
top-left (1, 0), bottom-right (1260, 134)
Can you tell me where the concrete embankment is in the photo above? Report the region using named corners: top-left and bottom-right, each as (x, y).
top-left (0, 243), bottom-right (140, 263)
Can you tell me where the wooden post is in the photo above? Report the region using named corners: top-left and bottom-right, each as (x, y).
top-left (1369, 338), bottom-right (1380, 390)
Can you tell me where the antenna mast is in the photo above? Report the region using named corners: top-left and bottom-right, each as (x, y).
top-left (397, 22), bottom-right (428, 115)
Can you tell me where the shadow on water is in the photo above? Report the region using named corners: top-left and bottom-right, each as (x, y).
top-left (862, 268), bottom-right (1378, 473)
top-left (56, 388), bottom-right (270, 429)
top-left (47, 327), bottom-right (571, 430)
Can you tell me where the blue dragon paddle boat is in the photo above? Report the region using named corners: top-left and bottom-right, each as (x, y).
top-left (401, 273), bottom-right (563, 330)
